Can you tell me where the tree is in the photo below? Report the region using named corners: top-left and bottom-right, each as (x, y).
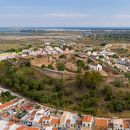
top-left (102, 85), bottom-right (112, 101)
top-left (1, 91), bottom-right (11, 97)
top-left (110, 100), bottom-right (125, 112)
top-left (76, 71), bottom-right (102, 89)
top-left (84, 71), bottom-right (102, 89)
top-left (48, 64), bottom-right (54, 70)
top-left (41, 64), bottom-right (46, 68)
top-left (57, 62), bottom-right (65, 71)
top-left (76, 60), bottom-right (85, 68)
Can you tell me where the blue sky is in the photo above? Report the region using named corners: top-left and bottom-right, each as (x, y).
top-left (0, 0), bottom-right (130, 27)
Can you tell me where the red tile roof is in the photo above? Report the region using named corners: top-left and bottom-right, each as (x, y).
top-left (16, 126), bottom-right (39, 130)
top-left (123, 121), bottom-right (129, 129)
top-left (27, 128), bottom-right (39, 130)
top-left (43, 116), bottom-right (51, 120)
top-left (95, 119), bottom-right (108, 127)
top-left (0, 100), bottom-right (17, 110)
top-left (16, 126), bottom-right (27, 130)
top-left (50, 118), bottom-right (60, 125)
top-left (82, 115), bottom-right (92, 122)
top-left (38, 117), bottom-right (43, 124)
top-left (52, 127), bottom-right (58, 130)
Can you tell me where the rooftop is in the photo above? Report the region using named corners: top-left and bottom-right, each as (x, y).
top-left (95, 119), bottom-right (108, 127)
top-left (82, 115), bottom-right (93, 122)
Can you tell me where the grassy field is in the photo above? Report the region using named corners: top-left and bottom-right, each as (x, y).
top-left (0, 43), bottom-right (21, 51)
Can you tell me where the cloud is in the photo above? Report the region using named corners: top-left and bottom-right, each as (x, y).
top-left (44, 12), bottom-right (91, 18)
top-left (0, 12), bottom-right (91, 19)
top-left (116, 14), bottom-right (130, 19)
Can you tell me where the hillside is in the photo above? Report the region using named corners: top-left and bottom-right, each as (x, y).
top-left (0, 60), bottom-right (130, 117)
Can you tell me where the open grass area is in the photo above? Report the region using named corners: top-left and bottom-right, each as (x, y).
top-left (0, 43), bottom-right (20, 51)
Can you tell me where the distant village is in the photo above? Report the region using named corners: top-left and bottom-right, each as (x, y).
top-left (0, 41), bottom-right (129, 79)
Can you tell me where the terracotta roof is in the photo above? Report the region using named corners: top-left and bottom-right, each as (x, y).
top-left (52, 127), bottom-right (58, 130)
top-left (16, 126), bottom-right (27, 130)
top-left (95, 119), bottom-right (108, 127)
top-left (43, 116), bottom-right (51, 120)
top-left (38, 117), bottom-right (43, 124)
top-left (50, 118), bottom-right (60, 125)
top-left (16, 126), bottom-right (39, 130)
top-left (123, 121), bottom-right (129, 129)
top-left (27, 128), bottom-right (39, 130)
top-left (0, 100), bottom-right (17, 109)
top-left (82, 115), bottom-right (92, 122)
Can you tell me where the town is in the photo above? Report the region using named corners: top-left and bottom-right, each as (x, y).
top-left (0, 88), bottom-right (130, 130)
top-left (1, 0), bottom-right (130, 129)
top-left (0, 41), bottom-right (129, 80)
top-left (0, 38), bottom-right (130, 130)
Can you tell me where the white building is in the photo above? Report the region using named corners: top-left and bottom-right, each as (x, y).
top-left (111, 118), bottom-right (124, 130)
top-left (82, 115), bottom-right (93, 128)
top-left (60, 111), bottom-right (77, 127)
top-left (89, 63), bottom-right (103, 71)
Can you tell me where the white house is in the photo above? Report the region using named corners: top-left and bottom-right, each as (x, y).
top-left (89, 63), bottom-right (103, 71)
top-left (60, 111), bottom-right (77, 127)
top-left (82, 115), bottom-right (93, 128)
top-left (111, 118), bottom-right (124, 130)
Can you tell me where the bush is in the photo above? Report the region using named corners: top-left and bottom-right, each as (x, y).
top-left (76, 71), bottom-right (102, 89)
top-left (76, 60), bottom-right (85, 68)
top-left (108, 100), bottom-right (125, 112)
top-left (48, 64), bottom-right (54, 70)
top-left (57, 62), bottom-right (65, 71)
top-left (102, 85), bottom-right (112, 101)
top-left (41, 64), bottom-right (46, 68)
top-left (113, 80), bottom-right (121, 88)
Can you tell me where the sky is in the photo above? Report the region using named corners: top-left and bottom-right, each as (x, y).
top-left (0, 0), bottom-right (130, 27)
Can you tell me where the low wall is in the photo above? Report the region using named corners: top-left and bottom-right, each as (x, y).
top-left (31, 65), bottom-right (77, 80)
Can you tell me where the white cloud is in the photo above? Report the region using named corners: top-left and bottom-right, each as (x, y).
top-left (116, 14), bottom-right (130, 19)
top-left (0, 12), bottom-right (91, 19)
top-left (44, 12), bottom-right (91, 18)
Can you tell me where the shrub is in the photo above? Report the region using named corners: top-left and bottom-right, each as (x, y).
top-left (57, 62), bottom-right (65, 71)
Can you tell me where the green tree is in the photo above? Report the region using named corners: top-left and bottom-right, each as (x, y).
top-left (48, 64), bottom-right (54, 70)
top-left (41, 64), bottom-right (46, 68)
top-left (102, 85), bottom-right (112, 101)
top-left (57, 62), bottom-right (65, 71)
top-left (84, 71), bottom-right (102, 89)
top-left (76, 60), bottom-right (85, 68)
